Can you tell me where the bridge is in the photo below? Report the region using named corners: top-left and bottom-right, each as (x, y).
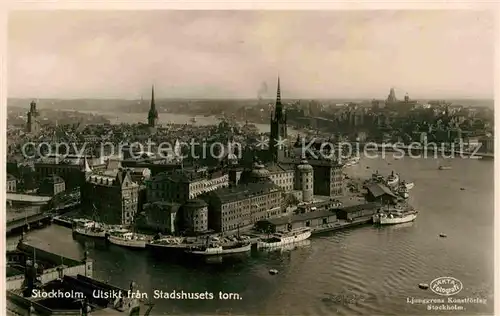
top-left (6, 212), bottom-right (52, 234)
top-left (6, 193), bottom-right (52, 206)
top-left (6, 202), bottom-right (80, 235)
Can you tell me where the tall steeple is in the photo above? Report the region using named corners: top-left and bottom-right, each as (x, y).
top-left (274, 76), bottom-right (284, 122)
top-left (151, 85), bottom-right (155, 111)
top-left (269, 76), bottom-right (288, 163)
top-left (148, 85), bottom-right (159, 127)
top-left (276, 76), bottom-right (281, 106)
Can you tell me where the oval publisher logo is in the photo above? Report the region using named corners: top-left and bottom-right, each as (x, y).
top-left (430, 277), bottom-right (463, 296)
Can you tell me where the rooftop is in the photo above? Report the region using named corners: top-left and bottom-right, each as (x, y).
top-left (211, 181), bottom-right (281, 204)
top-left (365, 183), bottom-right (397, 198)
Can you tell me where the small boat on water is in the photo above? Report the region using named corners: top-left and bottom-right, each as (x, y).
top-left (439, 166), bottom-right (452, 170)
top-left (373, 205), bottom-right (418, 225)
top-left (400, 180), bottom-right (414, 190)
top-left (257, 227), bottom-right (312, 249)
top-left (108, 231), bottom-right (152, 249)
top-left (371, 171), bottom-right (384, 183)
top-left (186, 242), bottom-right (252, 256)
top-left (386, 171), bottom-right (399, 186)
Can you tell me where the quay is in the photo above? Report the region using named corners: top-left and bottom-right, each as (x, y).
top-left (6, 240), bottom-right (93, 291)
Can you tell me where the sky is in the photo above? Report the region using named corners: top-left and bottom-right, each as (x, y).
top-left (8, 10), bottom-right (494, 99)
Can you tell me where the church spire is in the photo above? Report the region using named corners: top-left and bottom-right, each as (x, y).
top-left (150, 85), bottom-right (156, 111)
top-left (148, 84), bottom-right (158, 127)
top-left (276, 76), bottom-right (281, 106)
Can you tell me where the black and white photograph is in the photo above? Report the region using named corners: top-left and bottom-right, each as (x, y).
top-left (4, 6), bottom-right (496, 316)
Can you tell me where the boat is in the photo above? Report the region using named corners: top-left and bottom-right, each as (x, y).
top-left (73, 223), bottom-right (107, 239)
top-left (257, 227), bottom-right (312, 249)
top-left (72, 204), bottom-right (107, 239)
top-left (386, 171), bottom-right (399, 186)
top-left (108, 231), bottom-right (152, 249)
top-left (260, 239), bottom-right (312, 253)
top-left (439, 166), bottom-right (452, 170)
top-left (398, 186), bottom-right (410, 199)
top-left (146, 236), bottom-right (202, 255)
top-left (186, 241), bottom-right (252, 256)
top-left (400, 180), bottom-right (414, 190)
top-left (371, 171), bottom-right (385, 183)
top-left (419, 283), bottom-right (429, 290)
top-left (372, 205), bottom-right (418, 225)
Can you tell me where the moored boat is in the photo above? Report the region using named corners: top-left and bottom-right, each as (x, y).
top-left (401, 180), bottom-right (414, 190)
top-left (398, 186), bottom-right (410, 199)
top-left (371, 171), bottom-right (385, 183)
top-left (108, 231), bottom-right (152, 249)
top-left (373, 206), bottom-right (418, 225)
top-left (257, 227), bottom-right (312, 249)
top-left (186, 242), bottom-right (252, 256)
top-left (73, 225), bottom-right (107, 239)
top-left (386, 171), bottom-right (399, 186)
top-left (146, 236), bottom-right (202, 255)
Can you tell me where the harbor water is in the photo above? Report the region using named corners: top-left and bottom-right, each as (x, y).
top-left (10, 156), bottom-right (494, 315)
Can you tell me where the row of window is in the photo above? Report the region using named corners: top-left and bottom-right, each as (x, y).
top-left (221, 193), bottom-right (280, 210)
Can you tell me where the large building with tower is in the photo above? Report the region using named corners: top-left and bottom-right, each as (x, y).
top-left (269, 77), bottom-right (289, 162)
top-left (26, 100), bottom-right (40, 134)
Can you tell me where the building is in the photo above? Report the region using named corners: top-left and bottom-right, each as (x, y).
top-left (256, 209), bottom-right (338, 233)
top-left (206, 181), bottom-right (283, 233)
top-left (139, 201), bottom-right (180, 234)
top-left (308, 159), bottom-right (344, 197)
top-left (334, 203), bottom-right (379, 221)
top-left (7, 174), bottom-right (17, 193)
top-left (269, 77), bottom-right (288, 162)
top-left (147, 85), bottom-right (158, 128)
top-left (26, 100), bottom-right (40, 134)
top-left (364, 183), bottom-right (397, 204)
top-left (38, 175), bottom-right (65, 196)
top-left (266, 163), bottom-right (295, 192)
top-left (81, 168), bottom-right (140, 225)
top-left (35, 156), bottom-right (105, 190)
top-left (478, 136), bottom-right (494, 153)
top-left (7, 241), bottom-right (93, 292)
top-left (146, 167), bottom-right (229, 204)
top-left (295, 159), bottom-right (314, 202)
top-left (129, 167), bottom-right (152, 183)
top-left (181, 199), bottom-right (209, 234)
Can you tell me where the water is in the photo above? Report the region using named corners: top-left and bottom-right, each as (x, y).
top-left (10, 156), bottom-right (494, 315)
top-left (75, 111), bottom-right (293, 135)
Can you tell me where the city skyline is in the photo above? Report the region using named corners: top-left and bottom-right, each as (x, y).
top-left (8, 10), bottom-right (494, 99)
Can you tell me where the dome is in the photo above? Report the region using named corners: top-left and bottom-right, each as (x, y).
top-left (297, 159), bottom-right (313, 171)
top-left (185, 199), bottom-right (207, 208)
top-left (251, 163), bottom-right (270, 178)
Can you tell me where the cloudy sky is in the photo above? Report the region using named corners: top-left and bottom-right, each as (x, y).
top-left (8, 10), bottom-right (494, 99)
